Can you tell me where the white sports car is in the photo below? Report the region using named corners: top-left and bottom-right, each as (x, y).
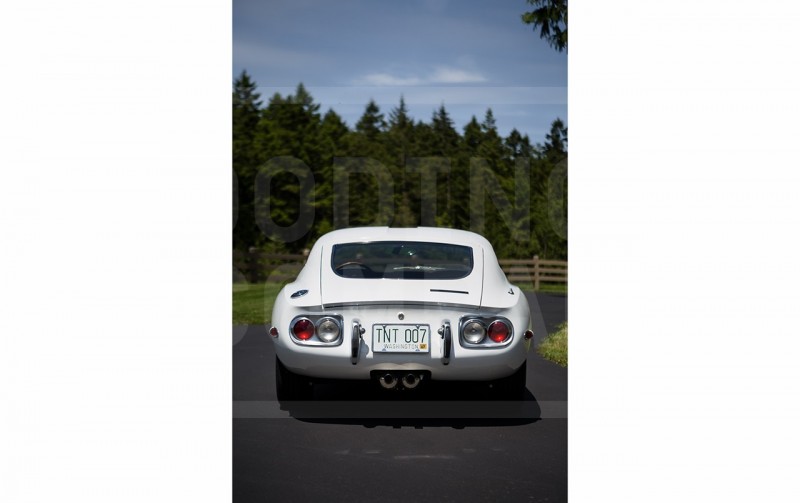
top-left (269, 227), bottom-right (533, 401)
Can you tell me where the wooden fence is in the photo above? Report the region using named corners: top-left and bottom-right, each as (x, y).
top-left (498, 256), bottom-right (568, 290)
top-left (234, 250), bottom-right (567, 290)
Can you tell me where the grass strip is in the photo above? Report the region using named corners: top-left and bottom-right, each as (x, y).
top-left (537, 322), bottom-right (567, 367)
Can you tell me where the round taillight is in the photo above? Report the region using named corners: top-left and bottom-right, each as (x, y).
top-left (462, 320), bottom-right (486, 344)
top-left (269, 326), bottom-right (279, 338)
top-left (292, 318), bottom-right (314, 340)
top-left (487, 320), bottom-right (510, 343)
top-left (316, 318), bottom-right (340, 343)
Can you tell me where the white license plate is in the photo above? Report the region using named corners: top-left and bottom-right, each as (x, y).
top-left (372, 324), bottom-right (430, 353)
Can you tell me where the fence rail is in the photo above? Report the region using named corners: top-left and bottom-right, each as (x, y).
top-left (498, 256), bottom-right (567, 290)
top-left (234, 250), bottom-right (567, 290)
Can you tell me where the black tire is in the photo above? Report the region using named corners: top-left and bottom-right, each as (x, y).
top-left (491, 361), bottom-right (527, 400)
top-left (275, 356), bottom-right (313, 401)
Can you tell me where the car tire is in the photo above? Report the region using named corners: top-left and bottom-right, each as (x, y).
top-left (275, 356), bottom-right (313, 401)
top-left (491, 361), bottom-right (527, 400)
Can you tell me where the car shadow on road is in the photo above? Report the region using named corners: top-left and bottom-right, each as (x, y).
top-left (278, 380), bottom-right (543, 428)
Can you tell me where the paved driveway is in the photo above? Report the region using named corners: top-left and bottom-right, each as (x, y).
top-left (233, 292), bottom-right (567, 502)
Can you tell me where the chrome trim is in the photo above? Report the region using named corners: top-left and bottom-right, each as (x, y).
top-left (441, 322), bottom-right (452, 365)
top-left (350, 321), bottom-right (363, 364)
top-left (430, 289), bottom-right (469, 294)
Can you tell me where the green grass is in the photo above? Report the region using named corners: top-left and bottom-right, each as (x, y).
top-left (232, 282), bottom-right (283, 325)
top-left (537, 322), bottom-right (568, 367)
top-left (537, 283), bottom-right (567, 294)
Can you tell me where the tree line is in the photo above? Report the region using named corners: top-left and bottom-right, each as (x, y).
top-left (233, 70), bottom-right (567, 260)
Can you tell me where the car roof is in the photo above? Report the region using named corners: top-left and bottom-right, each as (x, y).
top-left (291, 226), bottom-right (515, 309)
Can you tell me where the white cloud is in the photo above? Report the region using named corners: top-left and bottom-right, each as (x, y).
top-left (355, 66), bottom-right (486, 86)
top-left (429, 66), bottom-right (486, 84)
top-left (360, 73), bottom-right (423, 86)
top-left (291, 86), bottom-right (566, 106)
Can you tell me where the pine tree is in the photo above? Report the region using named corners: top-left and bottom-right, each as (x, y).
top-left (388, 96), bottom-right (412, 131)
top-left (386, 97), bottom-right (414, 163)
top-left (430, 104), bottom-right (460, 157)
top-left (255, 84), bottom-right (325, 252)
top-left (337, 101), bottom-right (392, 228)
top-left (315, 109), bottom-right (350, 237)
top-left (232, 70), bottom-right (263, 251)
top-left (521, 0), bottom-right (568, 52)
top-left (544, 118), bottom-right (568, 162)
top-left (481, 108), bottom-right (497, 133)
top-left (462, 116), bottom-right (483, 154)
top-left (355, 99), bottom-right (386, 141)
top-left (505, 129), bottom-right (536, 159)
top-left (478, 108), bottom-right (505, 166)
top-left (387, 97), bottom-right (420, 227)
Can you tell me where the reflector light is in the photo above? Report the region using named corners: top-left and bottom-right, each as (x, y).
top-left (463, 320), bottom-right (486, 344)
top-left (487, 320), bottom-right (510, 343)
top-left (316, 318), bottom-right (341, 342)
top-left (292, 318), bottom-right (314, 340)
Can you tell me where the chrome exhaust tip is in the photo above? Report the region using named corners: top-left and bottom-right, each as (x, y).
top-left (379, 373), bottom-right (398, 389)
top-left (401, 373), bottom-right (420, 389)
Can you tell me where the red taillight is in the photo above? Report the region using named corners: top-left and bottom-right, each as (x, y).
top-left (292, 318), bottom-right (314, 340)
top-left (487, 320), bottom-right (510, 343)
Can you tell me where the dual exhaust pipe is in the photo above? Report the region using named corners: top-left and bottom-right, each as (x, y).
top-left (378, 372), bottom-right (422, 390)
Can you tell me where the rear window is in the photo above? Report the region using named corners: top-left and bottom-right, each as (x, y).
top-left (331, 241), bottom-right (474, 280)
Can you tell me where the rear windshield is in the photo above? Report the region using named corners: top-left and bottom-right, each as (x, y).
top-left (331, 241), bottom-right (474, 280)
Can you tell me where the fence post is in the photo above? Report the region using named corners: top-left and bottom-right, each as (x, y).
top-left (533, 255), bottom-right (540, 291)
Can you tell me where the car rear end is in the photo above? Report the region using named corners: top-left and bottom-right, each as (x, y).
top-left (270, 228), bottom-right (533, 397)
top-left (271, 300), bottom-right (530, 385)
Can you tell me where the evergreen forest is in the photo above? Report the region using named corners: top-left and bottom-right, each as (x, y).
top-left (233, 71), bottom-right (567, 260)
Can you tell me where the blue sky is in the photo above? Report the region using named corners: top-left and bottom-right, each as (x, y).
top-left (233, 0), bottom-right (567, 143)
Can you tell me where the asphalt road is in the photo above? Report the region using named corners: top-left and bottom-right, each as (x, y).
top-left (233, 292), bottom-right (567, 502)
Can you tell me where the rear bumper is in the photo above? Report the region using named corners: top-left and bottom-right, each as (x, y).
top-left (274, 328), bottom-right (529, 381)
top-left (271, 296), bottom-right (531, 382)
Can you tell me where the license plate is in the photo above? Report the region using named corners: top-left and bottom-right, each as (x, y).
top-left (372, 324), bottom-right (430, 353)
